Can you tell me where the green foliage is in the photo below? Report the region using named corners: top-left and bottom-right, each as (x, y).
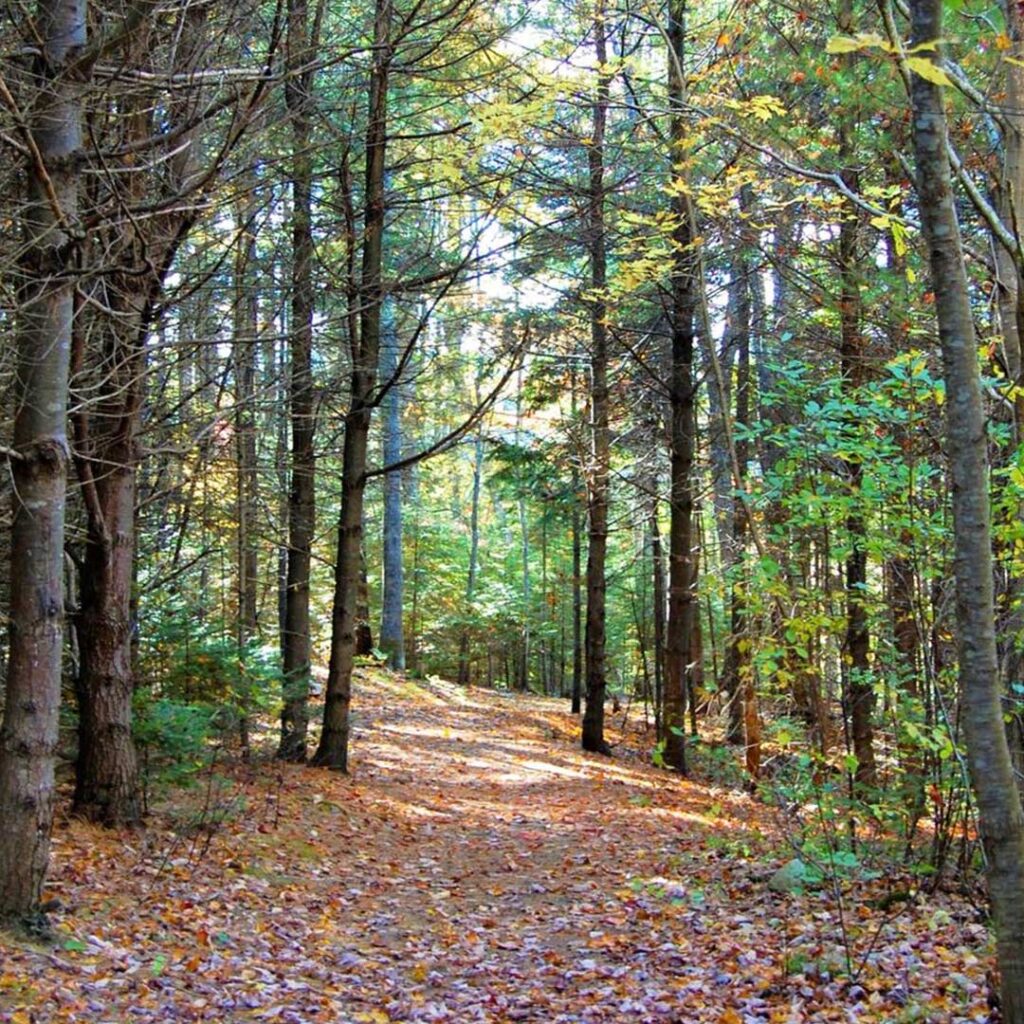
top-left (133, 600), bottom-right (284, 788)
top-left (133, 696), bottom-right (219, 788)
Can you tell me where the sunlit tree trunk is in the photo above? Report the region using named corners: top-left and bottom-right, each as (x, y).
top-left (314, 0), bottom-right (391, 769)
top-left (662, 0), bottom-right (696, 773)
top-left (909, 1), bottom-right (1024, 1014)
top-left (717, 267), bottom-right (745, 747)
top-left (458, 424), bottom-right (484, 685)
top-left (0, 0), bottom-right (80, 920)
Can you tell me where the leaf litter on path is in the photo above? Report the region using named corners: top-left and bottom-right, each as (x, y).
top-left (0, 672), bottom-right (996, 1023)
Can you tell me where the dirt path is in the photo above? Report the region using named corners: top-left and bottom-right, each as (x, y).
top-left (0, 673), bottom-right (995, 1023)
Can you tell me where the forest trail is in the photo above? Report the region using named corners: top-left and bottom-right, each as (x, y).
top-left (0, 672), bottom-right (995, 1023)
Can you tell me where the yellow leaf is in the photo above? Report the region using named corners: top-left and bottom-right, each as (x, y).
top-left (906, 266), bottom-right (917, 284)
top-left (826, 32), bottom-right (891, 54)
top-left (997, 32), bottom-right (1013, 51)
top-left (892, 219), bottom-right (909, 258)
top-left (907, 56), bottom-right (953, 86)
top-left (748, 94), bottom-right (786, 121)
top-left (826, 34), bottom-right (864, 53)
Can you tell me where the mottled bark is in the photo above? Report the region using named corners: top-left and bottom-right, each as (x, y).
top-left (996, 0), bottom-right (1024, 436)
top-left (74, 432), bottom-right (141, 824)
top-left (909, 3), bottom-right (1024, 1015)
top-left (0, 0), bottom-right (80, 920)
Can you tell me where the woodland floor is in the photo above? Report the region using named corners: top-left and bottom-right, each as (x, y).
top-left (0, 671), bottom-right (998, 1023)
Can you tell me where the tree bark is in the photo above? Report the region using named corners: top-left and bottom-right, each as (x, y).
top-left (379, 302), bottom-right (405, 670)
top-left (72, 0), bottom-right (212, 824)
top-left (458, 424), bottom-right (484, 685)
top-left (571, 460), bottom-right (584, 714)
top-left (663, 0), bottom-right (696, 774)
top-left (313, 0), bottom-right (391, 770)
top-left (581, 0), bottom-right (612, 755)
top-left (837, 0), bottom-right (876, 788)
top-left (718, 265), bottom-right (747, 747)
top-left (0, 0), bottom-right (80, 921)
top-left (516, 368), bottom-right (532, 692)
top-left (909, 2), bottom-right (1024, 1015)
top-left (74, 425), bottom-right (142, 824)
top-left (278, 0), bottom-right (318, 761)
top-left (650, 484), bottom-right (666, 738)
top-left (995, 0), bottom-right (1024, 438)
top-left (721, 234), bottom-right (759, 775)
top-left (235, 188), bottom-right (260, 758)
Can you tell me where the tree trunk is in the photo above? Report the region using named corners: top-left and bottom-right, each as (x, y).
top-left (581, 0), bottom-right (611, 755)
top-left (356, 546), bottom-right (374, 656)
top-left (313, 0), bottom-right (390, 770)
top-left (458, 424), bottom-right (484, 684)
top-left (909, 3), bottom-right (1024, 1015)
top-left (73, 0), bottom-right (215, 821)
top-left (379, 302), bottom-right (405, 670)
top-left (516, 369), bottom-right (532, 693)
top-left (837, 0), bottom-right (876, 790)
top-left (996, 0), bottom-right (1024, 438)
top-left (235, 189), bottom-right (260, 758)
top-left (650, 485), bottom-right (666, 738)
top-left (278, 0), bottom-right (317, 761)
top-left (663, 0), bottom-right (696, 774)
top-left (0, 0), bottom-right (80, 921)
top-left (719, 264), bottom-right (747, 747)
top-left (571, 462), bottom-right (584, 714)
top-left (74, 426), bottom-right (142, 824)
top-left (723, 241), bottom-right (759, 774)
